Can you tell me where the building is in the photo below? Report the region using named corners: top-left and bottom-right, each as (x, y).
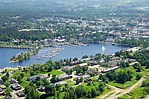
top-left (105, 60), bottom-right (121, 67)
top-left (62, 66), bottom-right (75, 72)
top-left (27, 74), bottom-right (48, 83)
top-left (11, 83), bottom-right (21, 90)
top-left (87, 68), bottom-right (100, 75)
top-left (0, 88), bottom-right (4, 95)
top-left (55, 81), bottom-right (67, 86)
top-left (38, 85), bottom-right (45, 92)
top-left (17, 91), bottom-right (25, 97)
top-left (78, 63), bottom-right (88, 67)
top-left (0, 79), bottom-right (4, 85)
top-left (88, 60), bottom-right (98, 65)
top-left (58, 74), bottom-right (72, 80)
top-left (8, 78), bottom-right (17, 84)
top-left (101, 66), bottom-right (119, 73)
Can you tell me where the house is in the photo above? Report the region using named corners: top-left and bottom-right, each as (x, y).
top-left (58, 74), bottom-right (72, 80)
top-left (74, 74), bottom-right (90, 81)
top-left (11, 83), bottom-right (21, 90)
top-left (88, 60), bottom-right (98, 65)
top-left (0, 79), bottom-right (4, 85)
top-left (8, 78), bottom-right (17, 84)
top-left (62, 66), bottom-right (75, 72)
top-left (105, 36), bottom-right (115, 42)
top-left (0, 85), bottom-right (6, 89)
top-left (111, 57), bottom-right (120, 61)
top-left (126, 47), bottom-right (140, 52)
top-left (27, 74), bottom-right (48, 83)
top-left (105, 60), bottom-right (121, 67)
top-left (78, 63), bottom-right (88, 67)
top-left (0, 88), bottom-right (4, 95)
top-left (124, 58), bottom-right (136, 63)
top-left (55, 81), bottom-right (67, 86)
top-left (82, 74), bottom-right (90, 79)
top-left (101, 66), bottom-right (119, 73)
top-left (17, 91), bottom-right (25, 97)
top-left (87, 68), bottom-right (100, 75)
top-left (70, 61), bottom-right (80, 65)
top-left (38, 85), bottom-right (45, 92)
top-left (5, 96), bottom-right (12, 99)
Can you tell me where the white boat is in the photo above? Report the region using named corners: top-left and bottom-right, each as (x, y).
top-left (102, 46), bottom-right (105, 51)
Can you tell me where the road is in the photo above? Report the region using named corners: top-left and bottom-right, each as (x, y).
top-left (100, 77), bottom-right (144, 99)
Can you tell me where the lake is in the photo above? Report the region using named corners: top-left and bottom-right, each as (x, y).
top-left (0, 44), bottom-right (125, 69)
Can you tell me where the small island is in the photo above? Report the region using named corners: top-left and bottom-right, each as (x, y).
top-left (10, 46), bottom-right (40, 62)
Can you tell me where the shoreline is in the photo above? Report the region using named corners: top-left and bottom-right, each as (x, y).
top-left (0, 45), bottom-right (32, 49)
top-left (0, 43), bottom-right (127, 69)
top-left (0, 67), bottom-right (18, 73)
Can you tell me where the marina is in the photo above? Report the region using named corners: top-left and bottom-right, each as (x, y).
top-left (33, 47), bottom-right (64, 60)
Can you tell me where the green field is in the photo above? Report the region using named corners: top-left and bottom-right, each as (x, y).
top-left (10, 71), bottom-right (30, 88)
top-left (109, 80), bottom-right (138, 89)
top-left (65, 79), bottom-right (75, 87)
top-left (49, 70), bottom-right (65, 76)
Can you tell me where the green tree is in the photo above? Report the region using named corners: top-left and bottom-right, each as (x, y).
top-left (116, 70), bottom-right (128, 84)
top-left (17, 75), bottom-right (22, 83)
top-left (136, 74), bottom-right (142, 80)
top-left (25, 86), bottom-right (40, 99)
top-left (4, 81), bottom-right (10, 87)
top-left (2, 75), bottom-right (8, 82)
top-left (91, 88), bottom-right (97, 98)
top-left (45, 85), bottom-right (56, 96)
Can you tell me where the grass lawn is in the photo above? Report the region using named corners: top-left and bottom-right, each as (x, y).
top-left (109, 80), bottom-right (138, 89)
top-left (65, 79), bottom-right (75, 87)
top-left (118, 86), bottom-right (145, 99)
top-left (20, 73), bottom-right (30, 88)
top-left (10, 71), bottom-right (30, 88)
top-left (129, 53), bottom-right (134, 57)
top-left (10, 71), bottom-right (20, 78)
top-left (49, 70), bottom-right (65, 76)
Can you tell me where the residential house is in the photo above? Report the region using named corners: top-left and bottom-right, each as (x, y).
top-left (58, 74), bottom-right (72, 80)
top-left (78, 63), bottom-right (88, 67)
top-left (55, 81), bottom-right (67, 86)
top-left (87, 68), bottom-right (100, 75)
top-left (0, 88), bottom-right (4, 95)
top-left (11, 83), bottom-right (21, 90)
top-left (88, 60), bottom-right (98, 65)
top-left (8, 78), bottom-right (17, 84)
top-left (27, 74), bottom-right (48, 83)
top-left (17, 91), bottom-right (25, 97)
top-left (101, 66), bottom-right (119, 73)
top-left (62, 66), bottom-right (75, 72)
top-left (124, 58), bottom-right (136, 63)
top-left (105, 60), bottom-right (121, 67)
top-left (0, 79), bottom-right (4, 85)
top-left (38, 85), bottom-right (45, 92)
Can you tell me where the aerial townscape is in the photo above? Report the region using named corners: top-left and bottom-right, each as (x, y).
top-left (0, 0), bottom-right (149, 99)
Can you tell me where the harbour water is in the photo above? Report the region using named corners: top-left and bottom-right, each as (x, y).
top-left (0, 44), bottom-right (125, 69)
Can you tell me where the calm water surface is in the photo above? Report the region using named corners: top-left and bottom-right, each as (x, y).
top-left (0, 44), bottom-right (125, 69)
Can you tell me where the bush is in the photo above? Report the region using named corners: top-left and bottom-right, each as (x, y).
top-left (136, 74), bottom-right (142, 80)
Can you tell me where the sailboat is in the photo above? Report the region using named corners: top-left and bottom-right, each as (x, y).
top-left (102, 46), bottom-right (105, 51)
